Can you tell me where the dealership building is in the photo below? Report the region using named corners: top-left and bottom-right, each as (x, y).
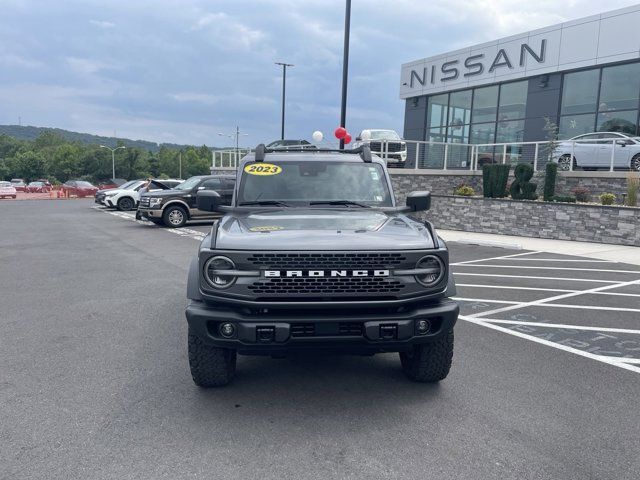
top-left (400, 4), bottom-right (640, 168)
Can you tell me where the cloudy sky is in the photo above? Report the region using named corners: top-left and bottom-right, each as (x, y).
top-left (0, 0), bottom-right (638, 147)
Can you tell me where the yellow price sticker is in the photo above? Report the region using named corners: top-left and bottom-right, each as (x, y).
top-left (249, 226), bottom-right (284, 232)
top-left (244, 163), bottom-right (282, 176)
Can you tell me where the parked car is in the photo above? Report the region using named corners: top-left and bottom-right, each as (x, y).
top-left (95, 179), bottom-right (139, 205)
top-left (97, 178), bottom-right (127, 190)
top-left (138, 175), bottom-right (235, 227)
top-left (266, 139), bottom-right (317, 150)
top-left (0, 181), bottom-right (17, 199)
top-left (26, 181), bottom-right (52, 193)
top-left (10, 179), bottom-right (26, 192)
top-left (352, 130), bottom-right (407, 166)
top-left (62, 180), bottom-right (99, 197)
top-left (101, 178), bottom-right (183, 211)
top-left (553, 132), bottom-right (640, 171)
top-left (134, 179), bottom-right (184, 218)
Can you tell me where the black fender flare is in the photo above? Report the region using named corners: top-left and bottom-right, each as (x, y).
top-left (445, 270), bottom-right (457, 297)
top-left (187, 256), bottom-right (203, 301)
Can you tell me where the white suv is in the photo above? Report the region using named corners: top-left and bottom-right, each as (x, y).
top-left (553, 132), bottom-right (640, 171)
top-left (352, 129), bottom-right (407, 166)
top-left (102, 179), bottom-right (182, 211)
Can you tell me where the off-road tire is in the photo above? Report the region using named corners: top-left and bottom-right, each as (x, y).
top-left (400, 330), bottom-right (454, 383)
top-left (162, 205), bottom-right (187, 228)
top-left (117, 196), bottom-right (135, 211)
top-left (188, 329), bottom-right (236, 387)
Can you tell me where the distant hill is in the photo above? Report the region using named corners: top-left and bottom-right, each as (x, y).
top-left (0, 124), bottom-right (224, 152)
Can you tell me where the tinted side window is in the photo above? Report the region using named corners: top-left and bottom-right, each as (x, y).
top-left (201, 179), bottom-right (222, 190)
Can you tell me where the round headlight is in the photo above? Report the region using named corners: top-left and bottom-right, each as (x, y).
top-left (415, 255), bottom-right (444, 287)
top-left (204, 256), bottom-right (237, 289)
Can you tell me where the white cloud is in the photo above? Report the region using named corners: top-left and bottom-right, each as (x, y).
top-left (170, 92), bottom-right (221, 105)
top-left (89, 19), bottom-right (115, 28)
top-left (193, 12), bottom-right (266, 52)
top-left (66, 57), bottom-right (112, 75)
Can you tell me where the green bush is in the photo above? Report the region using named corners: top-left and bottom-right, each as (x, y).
top-left (510, 163), bottom-right (538, 200)
top-left (552, 195), bottom-right (576, 203)
top-left (454, 185), bottom-right (475, 196)
top-left (543, 162), bottom-right (557, 201)
top-left (627, 172), bottom-right (639, 207)
top-left (599, 193), bottom-right (616, 205)
top-left (482, 164), bottom-right (510, 198)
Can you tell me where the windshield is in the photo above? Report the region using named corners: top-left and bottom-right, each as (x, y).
top-left (368, 130), bottom-right (401, 140)
top-left (76, 181), bottom-right (94, 187)
top-left (173, 176), bottom-right (202, 190)
top-left (123, 181), bottom-right (144, 190)
top-left (238, 161), bottom-right (392, 207)
top-left (117, 180), bottom-right (137, 189)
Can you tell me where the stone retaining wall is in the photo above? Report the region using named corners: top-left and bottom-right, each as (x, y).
top-left (390, 170), bottom-right (631, 203)
top-left (418, 195), bottom-right (640, 246)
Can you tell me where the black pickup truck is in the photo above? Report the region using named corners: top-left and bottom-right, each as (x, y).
top-left (185, 145), bottom-right (458, 386)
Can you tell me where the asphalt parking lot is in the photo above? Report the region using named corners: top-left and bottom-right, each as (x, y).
top-left (2, 200), bottom-right (639, 480)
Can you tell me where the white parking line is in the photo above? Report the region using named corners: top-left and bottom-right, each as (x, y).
top-left (469, 278), bottom-right (640, 319)
top-left (453, 297), bottom-right (521, 304)
top-left (454, 264), bottom-right (640, 274)
top-left (454, 273), bottom-right (620, 283)
top-left (450, 251), bottom-right (541, 266)
top-left (488, 258), bottom-right (616, 263)
top-left (477, 318), bottom-right (640, 335)
top-left (457, 284), bottom-right (580, 293)
top-left (460, 315), bottom-right (640, 374)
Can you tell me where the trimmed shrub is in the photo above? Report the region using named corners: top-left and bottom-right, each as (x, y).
top-left (482, 164), bottom-right (510, 198)
top-left (627, 172), bottom-right (639, 207)
top-left (552, 195), bottom-right (577, 203)
top-left (543, 162), bottom-right (557, 201)
top-left (599, 193), bottom-right (616, 205)
top-left (510, 163), bottom-right (538, 200)
top-left (571, 186), bottom-right (591, 203)
top-left (454, 185), bottom-right (475, 196)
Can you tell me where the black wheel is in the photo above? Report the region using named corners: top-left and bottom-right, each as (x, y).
top-left (117, 196), bottom-right (134, 211)
top-left (135, 210), bottom-right (141, 220)
top-left (188, 328), bottom-right (236, 387)
top-left (162, 205), bottom-right (187, 228)
top-left (558, 154), bottom-right (576, 171)
top-left (632, 154), bottom-right (640, 172)
top-left (400, 330), bottom-right (454, 383)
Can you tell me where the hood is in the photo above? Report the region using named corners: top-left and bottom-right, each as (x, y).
top-left (141, 189), bottom-right (185, 199)
top-left (215, 208), bottom-right (435, 251)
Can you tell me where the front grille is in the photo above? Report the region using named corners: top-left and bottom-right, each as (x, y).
top-left (291, 324), bottom-right (315, 337)
top-left (140, 197), bottom-right (150, 207)
top-left (247, 253), bottom-right (406, 269)
top-left (289, 322), bottom-right (363, 337)
top-left (248, 277), bottom-right (404, 295)
top-left (369, 141), bottom-right (404, 153)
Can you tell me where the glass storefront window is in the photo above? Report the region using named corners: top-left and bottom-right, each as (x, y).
top-left (597, 109), bottom-right (638, 135)
top-left (599, 63), bottom-right (640, 112)
top-left (426, 126), bottom-right (447, 143)
top-left (498, 81), bottom-right (527, 121)
top-left (472, 85), bottom-right (499, 123)
top-left (448, 89), bottom-right (472, 127)
top-left (559, 113), bottom-right (596, 138)
top-left (496, 119), bottom-right (525, 143)
top-left (470, 123), bottom-right (496, 144)
top-left (447, 124), bottom-right (470, 143)
top-left (427, 94), bottom-right (449, 128)
top-left (561, 69), bottom-right (599, 115)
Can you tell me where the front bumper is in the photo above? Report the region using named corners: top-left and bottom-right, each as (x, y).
top-left (185, 299), bottom-right (459, 354)
top-left (138, 206), bottom-right (164, 219)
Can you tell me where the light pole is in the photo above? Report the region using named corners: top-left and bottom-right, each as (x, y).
top-left (100, 145), bottom-right (125, 179)
top-left (218, 126), bottom-right (248, 166)
top-left (275, 62), bottom-right (294, 140)
top-left (339, 0), bottom-right (352, 149)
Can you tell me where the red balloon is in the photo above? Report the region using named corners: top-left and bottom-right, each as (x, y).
top-left (344, 133), bottom-right (352, 144)
top-left (334, 127), bottom-right (347, 139)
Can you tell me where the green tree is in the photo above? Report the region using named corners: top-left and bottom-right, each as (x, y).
top-left (14, 151), bottom-right (47, 180)
top-left (49, 144), bottom-right (81, 181)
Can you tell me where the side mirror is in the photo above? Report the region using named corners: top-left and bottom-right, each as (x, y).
top-left (615, 139), bottom-right (627, 147)
top-left (406, 191), bottom-right (431, 212)
top-left (197, 190), bottom-right (221, 212)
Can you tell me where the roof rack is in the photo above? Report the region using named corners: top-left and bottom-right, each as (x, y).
top-left (252, 143), bottom-right (372, 163)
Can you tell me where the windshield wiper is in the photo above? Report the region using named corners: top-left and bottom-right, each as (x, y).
top-left (239, 200), bottom-right (291, 207)
top-left (309, 200), bottom-right (371, 208)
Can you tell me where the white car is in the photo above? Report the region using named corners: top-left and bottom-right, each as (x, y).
top-left (352, 129), bottom-right (407, 166)
top-left (102, 179), bottom-right (183, 210)
top-left (0, 181), bottom-right (17, 199)
top-left (553, 132), bottom-right (640, 171)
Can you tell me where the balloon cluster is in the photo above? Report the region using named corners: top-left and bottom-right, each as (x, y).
top-left (334, 126), bottom-right (352, 144)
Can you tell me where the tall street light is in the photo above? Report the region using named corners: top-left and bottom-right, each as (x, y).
top-left (275, 62), bottom-right (294, 140)
top-left (339, 0), bottom-right (352, 149)
top-left (100, 145), bottom-right (126, 179)
top-left (218, 126), bottom-right (248, 165)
